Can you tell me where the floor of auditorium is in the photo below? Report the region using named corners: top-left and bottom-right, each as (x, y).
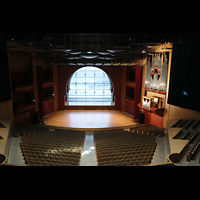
top-left (5, 112), bottom-right (200, 166)
top-left (7, 110), bottom-right (169, 166)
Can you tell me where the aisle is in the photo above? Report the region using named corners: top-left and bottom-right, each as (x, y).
top-left (150, 136), bottom-right (168, 165)
top-left (8, 137), bottom-right (25, 165)
top-left (79, 132), bottom-right (97, 166)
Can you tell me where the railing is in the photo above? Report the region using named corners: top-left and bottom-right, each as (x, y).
top-left (0, 154), bottom-right (7, 165)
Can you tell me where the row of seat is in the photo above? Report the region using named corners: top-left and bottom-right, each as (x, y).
top-left (171, 119), bottom-right (200, 129)
top-left (174, 128), bottom-right (199, 141)
top-left (12, 124), bottom-right (49, 137)
top-left (186, 133), bottom-right (200, 162)
top-left (94, 130), bottom-right (157, 139)
top-left (97, 153), bottom-right (154, 162)
top-left (98, 159), bottom-right (151, 166)
top-left (130, 124), bottom-right (165, 137)
top-left (95, 145), bottom-right (156, 152)
top-left (27, 160), bottom-right (79, 166)
top-left (12, 124), bottom-right (85, 137)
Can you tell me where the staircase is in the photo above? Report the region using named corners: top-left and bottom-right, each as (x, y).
top-left (150, 136), bottom-right (168, 165)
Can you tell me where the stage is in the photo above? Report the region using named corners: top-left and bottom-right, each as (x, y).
top-left (43, 110), bottom-right (139, 131)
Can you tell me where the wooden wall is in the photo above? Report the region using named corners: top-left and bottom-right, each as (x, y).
top-left (0, 100), bottom-right (14, 128)
top-left (5, 42), bottom-right (59, 127)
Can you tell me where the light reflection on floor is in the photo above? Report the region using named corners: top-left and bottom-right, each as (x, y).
top-left (81, 146), bottom-right (95, 156)
top-left (45, 147), bottom-right (82, 154)
top-left (80, 135), bottom-right (97, 166)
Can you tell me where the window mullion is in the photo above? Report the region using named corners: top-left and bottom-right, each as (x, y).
top-left (68, 66), bottom-right (112, 106)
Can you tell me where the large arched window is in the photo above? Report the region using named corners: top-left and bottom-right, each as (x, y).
top-left (67, 66), bottom-right (114, 106)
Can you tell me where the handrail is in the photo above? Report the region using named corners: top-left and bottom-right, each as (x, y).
top-left (147, 162), bottom-right (175, 166)
top-left (167, 153), bottom-right (179, 166)
top-left (0, 154), bottom-right (7, 164)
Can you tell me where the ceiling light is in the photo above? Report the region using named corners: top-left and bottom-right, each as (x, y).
top-left (81, 55), bottom-right (98, 59)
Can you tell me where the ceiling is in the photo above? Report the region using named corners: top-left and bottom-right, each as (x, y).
top-left (3, 32), bottom-right (200, 66)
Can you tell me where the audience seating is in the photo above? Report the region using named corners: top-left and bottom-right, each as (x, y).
top-left (94, 129), bottom-right (157, 166)
top-left (12, 123), bottom-right (164, 166)
top-left (14, 125), bottom-right (85, 166)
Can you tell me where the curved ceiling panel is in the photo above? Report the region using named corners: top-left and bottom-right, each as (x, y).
top-left (66, 57), bottom-right (82, 60)
top-left (68, 52), bottom-right (82, 55)
top-left (52, 49), bottom-right (72, 52)
top-left (97, 57), bottom-right (113, 60)
top-left (97, 52), bottom-right (111, 55)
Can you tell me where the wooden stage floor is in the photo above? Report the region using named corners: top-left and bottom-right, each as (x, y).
top-left (43, 110), bottom-right (139, 130)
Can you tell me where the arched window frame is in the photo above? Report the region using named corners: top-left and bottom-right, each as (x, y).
top-left (66, 66), bottom-right (114, 106)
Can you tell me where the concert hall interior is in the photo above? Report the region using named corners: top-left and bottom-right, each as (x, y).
top-left (0, 33), bottom-right (200, 166)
